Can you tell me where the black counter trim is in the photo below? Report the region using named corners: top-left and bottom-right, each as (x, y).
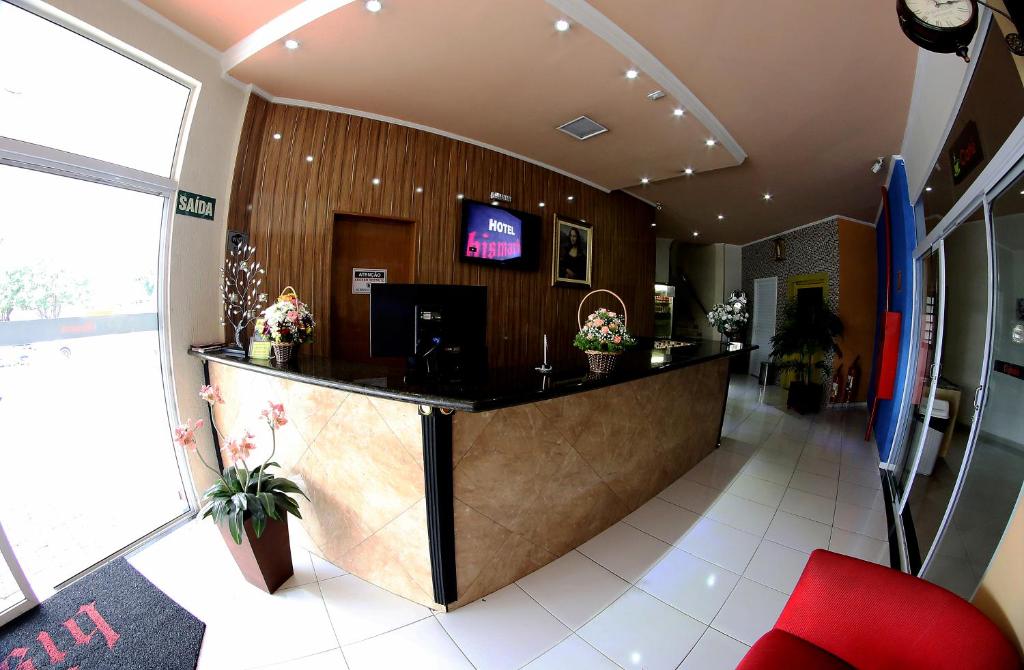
top-left (715, 362), bottom-right (731, 447)
top-left (201, 360), bottom-right (225, 471)
top-left (421, 409), bottom-right (457, 605)
top-left (190, 343), bottom-right (756, 414)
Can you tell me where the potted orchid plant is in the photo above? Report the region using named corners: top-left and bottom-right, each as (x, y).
top-left (173, 384), bottom-right (307, 593)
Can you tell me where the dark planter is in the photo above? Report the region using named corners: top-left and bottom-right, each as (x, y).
top-left (787, 381), bottom-right (824, 415)
top-left (218, 516), bottom-right (294, 593)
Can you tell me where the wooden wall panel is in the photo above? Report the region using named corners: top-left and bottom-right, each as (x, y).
top-left (228, 96), bottom-right (656, 368)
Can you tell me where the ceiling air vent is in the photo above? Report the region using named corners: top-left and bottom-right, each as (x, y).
top-left (557, 115), bottom-right (608, 141)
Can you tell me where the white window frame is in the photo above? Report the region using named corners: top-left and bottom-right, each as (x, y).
top-left (0, 0), bottom-right (204, 589)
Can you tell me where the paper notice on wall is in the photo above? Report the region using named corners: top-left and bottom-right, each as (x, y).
top-left (352, 268), bottom-right (387, 294)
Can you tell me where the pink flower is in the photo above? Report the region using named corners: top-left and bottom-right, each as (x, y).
top-left (609, 322), bottom-right (618, 331)
top-left (199, 384), bottom-right (223, 405)
top-left (613, 335), bottom-right (622, 344)
top-left (287, 310), bottom-right (299, 322)
top-left (222, 431), bottom-right (257, 464)
top-left (593, 318), bottom-right (604, 327)
top-left (601, 326), bottom-right (610, 334)
top-left (608, 311), bottom-right (617, 317)
top-left (261, 401), bottom-right (288, 429)
top-left (173, 418), bottom-right (204, 451)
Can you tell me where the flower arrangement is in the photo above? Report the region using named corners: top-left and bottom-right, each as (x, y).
top-left (573, 307), bottom-right (636, 353)
top-left (174, 384), bottom-right (307, 545)
top-left (260, 288), bottom-right (315, 346)
top-left (708, 290), bottom-right (749, 337)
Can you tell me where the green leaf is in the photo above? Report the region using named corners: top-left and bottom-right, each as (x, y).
top-left (231, 491), bottom-right (248, 511)
top-left (260, 492), bottom-right (279, 520)
top-left (228, 508), bottom-right (244, 544)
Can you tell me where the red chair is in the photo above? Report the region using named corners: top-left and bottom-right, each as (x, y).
top-left (738, 549), bottom-right (1020, 670)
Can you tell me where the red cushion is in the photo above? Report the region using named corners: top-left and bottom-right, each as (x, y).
top-left (738, 630), bottom-right (853, 670)
top-left (773, 550), bottom-right (1020, 670)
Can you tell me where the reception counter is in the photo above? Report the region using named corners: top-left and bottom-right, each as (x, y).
top-left (190, 340), bottom-right (753, 610)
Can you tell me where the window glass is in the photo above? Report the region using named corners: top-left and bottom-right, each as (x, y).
top-left (0, 2), bottom-right (190, 177)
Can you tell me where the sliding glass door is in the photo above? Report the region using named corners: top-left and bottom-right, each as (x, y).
top-left (0, 520), bottom-right (35, 627)
top-left (923, 170), bottom-right (1024, 597)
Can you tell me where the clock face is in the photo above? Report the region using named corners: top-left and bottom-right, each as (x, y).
top-left (904, 0), bottom-right (974, 29)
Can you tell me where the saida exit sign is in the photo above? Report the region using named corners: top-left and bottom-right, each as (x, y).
top-left (175, 190), bottom-right (216, 220)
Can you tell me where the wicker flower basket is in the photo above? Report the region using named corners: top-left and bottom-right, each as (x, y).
top-left (272, 342), bottom-right (294, 365)
top-left (578, 289), bottom-right (629, 375)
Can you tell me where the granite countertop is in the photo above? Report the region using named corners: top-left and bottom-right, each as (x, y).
top-left (190, 339), bottom-right (755, 412)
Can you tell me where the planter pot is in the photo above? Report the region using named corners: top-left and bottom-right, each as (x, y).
top-left (218, 516), bottom-right (294, 593)
top-left (787, 381), bottom-right (824, 415)
top-left (585, 350), bottom-right (620, 375)
top-left (272, 343), bottom-right (294, 365)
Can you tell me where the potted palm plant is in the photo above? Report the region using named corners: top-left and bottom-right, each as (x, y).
top-left (769, 296), bottom-right (843, 414)
top-left (174, 385), bottom-right (307, 593)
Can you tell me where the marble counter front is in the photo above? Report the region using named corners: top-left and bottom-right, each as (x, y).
top-left (192, 343), bottom-right (750, 610)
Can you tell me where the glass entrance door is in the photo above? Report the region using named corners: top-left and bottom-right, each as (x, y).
top-left (923, 169), bottom-right (1024, 597)
top-left (0, 519), bottom-right (36, 626)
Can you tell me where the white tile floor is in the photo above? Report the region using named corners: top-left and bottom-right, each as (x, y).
top-left (126, 375), bottom-right (889, 670)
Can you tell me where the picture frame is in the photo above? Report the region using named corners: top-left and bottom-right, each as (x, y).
top-left (552, 215), bottom-right (593, 288)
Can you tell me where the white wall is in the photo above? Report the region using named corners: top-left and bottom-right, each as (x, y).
top-left (47, 0), bottom-right (250, 492)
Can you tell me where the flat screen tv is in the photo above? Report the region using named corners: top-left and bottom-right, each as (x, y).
top-left (459, 199), bottom-right (540, 270)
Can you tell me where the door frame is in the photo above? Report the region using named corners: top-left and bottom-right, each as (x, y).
top-left (0, 519), bottom-right (36, 626)
top-left (748, 276), bottom-right (778, 377)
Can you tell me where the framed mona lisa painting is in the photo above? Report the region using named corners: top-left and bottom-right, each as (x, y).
top-left (552, 215), bottom-right (593, 288)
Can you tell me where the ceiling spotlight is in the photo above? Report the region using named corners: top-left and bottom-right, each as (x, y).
top-left (641, 177), bottom-right (650, 184)
top-left (673, 107), bottom-right (685, 117)
top-left (705, 138), bottom-right (717, 147)
top-left (415, 186), bottom-right (423, 193)
top-left (365, 0), bottom-right (382, 12)
top-left (717, 214), bottom-right (725, 220)
top-left (651, 222), bottom-right (657, 227)
top-left (683, 167), bottom-right (694, 176)
top-left (539, 202), bottom-right (546, 207)
top-left (554, 18), bottom-right (570, 32)
top-left (871, 156), bottom-right (885, 174)
top-left (647, 90), bottom-right (666, 101)
top-left (763, 193), bottom-right (772, 201)
top-left (284, 39), bottom-right (300, 50)
top-left (925, 186), bottom-right (933, 192)
top-left (567, 195), bottom-right (575, 201)
top-left (456, 193), bottom-right (464, 199)
top-left (272, 132), bottom-right (282, 140)
top-left (692, 231), bottom-right (700, 237)
top-left (625, 68), bottom-right (639, 79)
top-left (305, 155), bottom-right (314, 162)
top-left (371, 177), bottom-right (381, 185)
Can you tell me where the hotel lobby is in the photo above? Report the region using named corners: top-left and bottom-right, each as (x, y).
top-left (0, 1), bottom-right (1023, 669)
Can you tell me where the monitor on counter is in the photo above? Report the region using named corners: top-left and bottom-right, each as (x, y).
top-left (369, 284), bottom-right (487, 367)
top-left (459, 199), bottom-right (540, 270)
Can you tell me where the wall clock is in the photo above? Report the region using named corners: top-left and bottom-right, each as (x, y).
top-left (897, 0), bottom-right (979, 61)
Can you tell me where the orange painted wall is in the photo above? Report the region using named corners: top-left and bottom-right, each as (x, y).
top-left (838, 219), bottom-right (877, 402)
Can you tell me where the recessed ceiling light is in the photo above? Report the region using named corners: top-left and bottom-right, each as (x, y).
top-left (456, 193), bottom-right (464, 199)
top-left (651, 222), bottom-right (656, 227)
top-left (284, 39), bottom-right (300, 50)
top-left (705, 138), bottom-right (717, 147)
top-left (683, 167), bottom-right (694, 176)
top-left (625, 68), bottom-right (639, 79)
top-left (673, 107), bottom-right (685, 117)
top-left (372, 177), bottom-right (381, 185)
top-left (415, 186), bottom-right (423, 193)
top-left (305, 155), bottom-right (313, 162)
top-left (925, 186), bottom-right (933, 192)
top-left (554, 18), bottom-right (570, 32)
top-left (717, 214), bottom-right (725, 220)
top-left (567, 195), bottom-right (575, 201)
top-left (272, 132), bottom-right (282, 140)
top-left (692, 231), bottom-right (699, 237)
top-left (641, 177), bottom-right (650, 184)
top-left (365, 0), bottom-right (382, 12)
top-left (539, 202), bottom-right (546, 207)
top-left (763, 193), bottom-right (772, 201)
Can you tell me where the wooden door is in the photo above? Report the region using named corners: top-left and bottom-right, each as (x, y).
top-left (330, 214), bottom-right (416, 362)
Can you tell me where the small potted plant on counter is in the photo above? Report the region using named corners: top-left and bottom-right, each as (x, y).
top-left (769, 297), bottom-right (843, 414)
top-left (708, 290), bottom-right (749, 347)
top-left (174, 385), bottom-right (307, 593)
top-left (574, 289), bottom-right (636, 374)
top-left (260, 286), bottom-right (315, 365)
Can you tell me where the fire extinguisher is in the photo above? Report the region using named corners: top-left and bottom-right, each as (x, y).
top-left (830, 364), bottom-right (844, 404)
top-left (843, 356), bottom-right (861, 404)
